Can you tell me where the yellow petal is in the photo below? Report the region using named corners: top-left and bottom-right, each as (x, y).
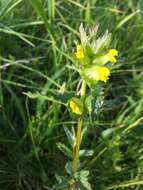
top-left (108, 56), bottom-right (117, 63)
top-left (75, 45), bottom-right (85, 60)
top-left (69, 100), bottom-right (82, 115)
top-left (108, 49), bottom-right (118, 57)
top-left (86, 66), bottom-right (110, 83)
top-left (102, 49), bottom-right (118, 63)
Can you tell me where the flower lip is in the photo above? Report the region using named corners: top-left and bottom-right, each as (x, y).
top-left (84, 66), bottom-right (110, 83)
top-left (108, 49), bottom-right (118, 57)
top-left (107, 49), bottom-right (118, 62)
top-left (103, 48), bottom-right (118, 64)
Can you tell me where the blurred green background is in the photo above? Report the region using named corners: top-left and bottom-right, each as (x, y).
top-left (1, 0), bottom-right (143, 189)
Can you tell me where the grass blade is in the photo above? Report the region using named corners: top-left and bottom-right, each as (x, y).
top-left (48, 0), bottom-right (55, 24)
top-left (116, 10), bottom-right (140, 30)
top-left (29, 0), bottom-right (54, 41)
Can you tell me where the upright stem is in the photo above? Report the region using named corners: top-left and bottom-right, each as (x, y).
top-left (73, 118), bottom-right (83, 174)
top-left (73, 80), bottom-right (86, 175)
top-left (80, 80), bottom-right (86, 97)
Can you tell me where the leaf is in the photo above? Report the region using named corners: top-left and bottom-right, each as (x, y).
top-left (79, 149), bottom-right (94, 157)
top-left (95, 96), bottom-right (104, 114)
top-left (75, 170), bottom-right (92, 190)
top-left (75, 170), bottom-right (89, 180)
top-left (54, 174), bottom-right (69, 189)
top-left (63, 126), bottom-right (76, 147)
top-left (57, 143), bottom-right (72, 159)
top-left (81, 178), bottom-right (92, 190)
top-left (65, 161), bottom-right (73, 175)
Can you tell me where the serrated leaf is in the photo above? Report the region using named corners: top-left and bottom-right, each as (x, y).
top-left (63, 126), bottom-right (76, 147)
top-left (79, 149), bottom-right (94, 158)
top-left (65, 161), bottom-right (73, 175)
top-left (95, 96), bottom-right (104, 114)
top-left (75, 170), bottom-right (92, 190)
top-left (81, 178), bottom-right (92, 190)
top-left (57, 142), bottom-right (72, 159)
top-left (54, 174), bottom-right (69, 189)
top-left (75, 170), bottom-right (89, 180)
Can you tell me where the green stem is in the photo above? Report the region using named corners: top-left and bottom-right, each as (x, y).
top-left (73, 80), bottom-right (86, 175)
top-left (80, 80), bottom-right (86, 97)
top-left (73, 118), bottom-right (83, 174)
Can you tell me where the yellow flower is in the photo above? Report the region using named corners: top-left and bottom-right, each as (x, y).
top-left (94, 49), bottom-right (118, 65)
top-left (86, 66), bottom-right (110, 83)
top-left (69, 99), bottom-right (82, 115)
top-left (105, 49), bottom-right (118, 63)
top-left (75, 45), bottom-right (85, 60)
top-left (108, 49), bottom-right (118, 56)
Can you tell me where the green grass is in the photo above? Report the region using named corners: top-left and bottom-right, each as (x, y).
top-left (0, 0), bottom-right (143, 189)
